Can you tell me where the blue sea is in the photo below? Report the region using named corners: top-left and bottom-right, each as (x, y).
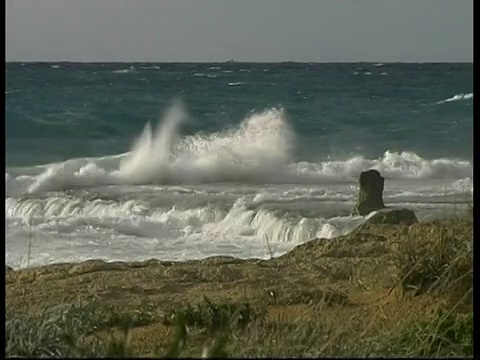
top-left (6, 62), bottom-right (473, 268)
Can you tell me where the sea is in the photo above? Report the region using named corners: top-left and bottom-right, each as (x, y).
top-left (5, 62), bottom-right (473, 269)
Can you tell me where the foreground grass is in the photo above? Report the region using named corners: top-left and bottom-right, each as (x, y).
top-left (5, 299), bottom-right (473, 358)
top-left (6, 214), bottom-right (473, 358)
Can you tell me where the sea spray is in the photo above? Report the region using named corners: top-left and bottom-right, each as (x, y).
top-left (23, 104), bottom-right (299, 192)
top-left (117, 100), bottom-right (188, 184)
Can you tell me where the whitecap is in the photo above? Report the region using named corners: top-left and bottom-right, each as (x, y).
top-left (436, 93), bottom-right (473, 104)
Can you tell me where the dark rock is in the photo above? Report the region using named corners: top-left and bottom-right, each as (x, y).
top-left (353, 169), bottom-right (386, 216)
top-left (364, 208), bottom-right (418, 226)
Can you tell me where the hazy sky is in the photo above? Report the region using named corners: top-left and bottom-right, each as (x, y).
top-left (6, 0), bottom-right (473, 62)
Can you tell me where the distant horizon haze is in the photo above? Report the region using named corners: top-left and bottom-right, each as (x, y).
top-left (5, 61), bottom-right (474, 64)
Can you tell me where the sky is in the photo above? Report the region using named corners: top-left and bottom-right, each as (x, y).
top-left (6, 0), bottom-right (473, 62)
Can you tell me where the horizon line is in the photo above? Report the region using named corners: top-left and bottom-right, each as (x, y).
top-left (5, 60), bottom-right (473, 64)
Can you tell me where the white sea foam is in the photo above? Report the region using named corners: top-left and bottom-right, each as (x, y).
top-left (5, 188), bottom-right (363, 267)
top-left (436, 93), bottom-right (473, 104)
top-left (112, 66), bottom-right (137, 74)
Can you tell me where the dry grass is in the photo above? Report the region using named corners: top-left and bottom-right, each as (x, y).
top-left (393, 216), bottom-right (472, 300)
top-left (5, 296), bottom-right (473, 358)
top-left (26, 216), bottom-right (33, 268)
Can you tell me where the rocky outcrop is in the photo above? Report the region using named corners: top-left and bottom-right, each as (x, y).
top-left (363, 208), bottom-right (418, 226)
top-left (353, 169), bottom-right (386, 216)
top-left (352, 169), bottom-right (419, 226)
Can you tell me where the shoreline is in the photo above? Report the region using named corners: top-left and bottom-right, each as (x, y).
top-left (6, 210), bottom-right (473, 357)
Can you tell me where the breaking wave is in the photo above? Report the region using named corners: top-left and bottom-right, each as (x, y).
top-left (5, 101), bottom-right (473, 268)
top-left (6, 193), bottom-right (362, 246)
top-left (112, 66), bottom-right (137, 74)
top-left (437, 93), bottom-right (473, 104)
top-left (5, 102), bottom-right (473, 196)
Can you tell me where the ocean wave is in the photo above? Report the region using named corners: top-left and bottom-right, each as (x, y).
top-left (228, 82), bottom-right (243, 86)
top-left (201, 198), bottom-right (362, 243)
top-left (5, 103), bottom-right (472, 195)
top-left (112, 66), bottom-right (137, 74)
top-left (6, 194), bottom-right (362, 245)
top-left (436, 93), bottom-right (473, 104)
top-left (295, 151), bottom-right (472, 181)
top-left (6, 196), bottom-right (145, 220)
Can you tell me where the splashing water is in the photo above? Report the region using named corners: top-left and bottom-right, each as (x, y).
top-left (25, 103), bottom-right (298, 192)
top-left (117, 101), bottom-right (189, 183)
top-left (8, 100), bottom-right (471, 195)
top-left (6, 102), bottom-right (473, 269)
